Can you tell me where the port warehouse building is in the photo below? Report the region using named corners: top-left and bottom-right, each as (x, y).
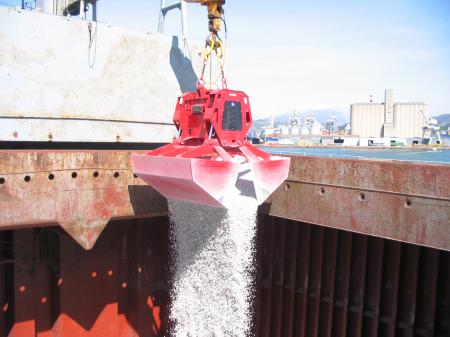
top-left (350, 89), bottom-right (428, 138)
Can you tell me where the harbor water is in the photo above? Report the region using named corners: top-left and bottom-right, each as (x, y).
top-left (262, 147), bottom-right (450, 164)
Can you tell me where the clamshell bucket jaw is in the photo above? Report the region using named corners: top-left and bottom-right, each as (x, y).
top-left (239, 145), bottom-right (290, 205)
top-left (131, 85), bottom-right (290, 208)
top-left (132, 142), bottom-right (240, 208)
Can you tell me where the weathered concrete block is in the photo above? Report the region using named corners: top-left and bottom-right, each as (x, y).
top-left (0, 7), bottom-right (200, 143)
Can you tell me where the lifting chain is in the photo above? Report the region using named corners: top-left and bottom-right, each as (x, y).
top-left (198, 34), bottom-right (227, 89)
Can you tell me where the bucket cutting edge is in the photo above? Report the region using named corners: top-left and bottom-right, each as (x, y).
top-left (132, 154), bottom-right (240, 208)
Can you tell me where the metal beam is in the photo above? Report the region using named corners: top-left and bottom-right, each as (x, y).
top-left (268, 156), bottom-right (450, 251)
top-left (1, 151), bottom-right (449, 251)
top-left (0, 150), bottom-right (167, 249)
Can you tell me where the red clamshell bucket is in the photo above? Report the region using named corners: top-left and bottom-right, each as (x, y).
top-left (131, 85), bottom-right (290, 208)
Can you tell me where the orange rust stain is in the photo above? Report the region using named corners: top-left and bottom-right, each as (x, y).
top-left (350, 216), bottom-right (359, 230)
top-left (8, 320), bottom-right (35, 337)
top-left (104, 183), bottom-right (126, 209)
top-left (35, 303), bottom-right (139, 337)
top-left (90, 183), bottom-right (126, 219)
top-left (416, 223), bottom-right (427, 245)
top-left (91, 193), bottom-right (110, 219)
top-left (87, 231), bottom-right (94, 243)
top-left (0, 185), bottom-right (16, 202)
top-left (147, 296), bottom-right (162, 334)
top-left (117, 313), bottom-right (139, 337)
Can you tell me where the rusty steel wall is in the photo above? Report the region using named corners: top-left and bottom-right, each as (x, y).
top-left (2, 151), bottom-right (448, 251)
top-left (269, 156), bottom-right (450, 252)
top-left (0, 149), bottom-right (449, 337)
top-left (0, 150), bottom-right (168, 250)
top-left (254, 215), bottom-right (450, 337)
top-left (1, 215), bottom-right (449, 337)
top-left (0, 217), bottom-right (171, 337)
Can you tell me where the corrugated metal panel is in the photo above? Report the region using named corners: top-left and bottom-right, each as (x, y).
top-left (269, 156), bottom-right (450, 252)
top-left (394, 103), bottom-right (428, 138)
top-left (0, 150), bottom-right (448, 336)
top-left (0, 216), bottom-right (449, 336)
top-left (0, 218), bottom-right (170, 337)
top-left (350, 104), bottom-right (384, 137)
top-left (254, 215), bottom-right (450, 337)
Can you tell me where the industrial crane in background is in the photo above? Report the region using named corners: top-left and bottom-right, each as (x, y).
top-left (421, 110), bottom-right (442, 145)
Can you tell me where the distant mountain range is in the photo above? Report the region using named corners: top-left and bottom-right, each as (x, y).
top-left (435, 114), bottom-right (450, 124)
top-left (435, 114), bottom-right (450, 131)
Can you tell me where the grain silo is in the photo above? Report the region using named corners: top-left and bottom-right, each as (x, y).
top-left (350, 90), bottom-right (428, 138)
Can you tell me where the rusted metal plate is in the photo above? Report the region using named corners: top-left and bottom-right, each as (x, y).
top-left (318, 228), bottom-right (337, 337)
top-left (362, 237), bottom-right (384, 337)
top-left (347, 234), bottom-right (368, 337)
top-left (331, 231), bottom-right (353, 337)
top-left (255, 216), bottom-right (450, 336)
top-left (0, 218), bottom-right (170, 337)
top-left (269, 156), bottom-right (450, 251)
top-left (304, 226), bottom-right (324, 337)
top-left (1, 212), bottom-right (450, 337)
top-left (396, 245), bottom-right (420, 337)
top-left (378, 241), bottom-right (402, 337)
top-left (254, 217), bottom-right (450, 337)
top-left (0, 151), bottom-right (167, 249)
top-left (286, 156), bottom-right (450, 198)
top-left (2, 151), bottom-right (448, 250)
top-left (280, 220), bottom-right (298, 337)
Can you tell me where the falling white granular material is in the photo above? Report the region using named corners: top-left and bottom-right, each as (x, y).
top-left (168, 188), bottom-right (258, 337)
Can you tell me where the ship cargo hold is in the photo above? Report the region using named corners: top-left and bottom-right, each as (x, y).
top-left (1, 5), bottom-right (450, 337)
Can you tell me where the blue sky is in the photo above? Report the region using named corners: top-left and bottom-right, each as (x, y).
top-left (2, 0), bottom-right (450, 117)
